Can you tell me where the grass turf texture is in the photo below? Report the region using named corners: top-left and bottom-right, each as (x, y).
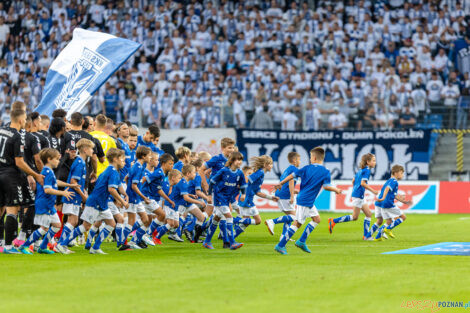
top-left (1, 213), bottom-right (469, 313)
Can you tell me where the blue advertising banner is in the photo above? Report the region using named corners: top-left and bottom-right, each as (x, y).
top-left (236, 129), bottom-right (432, 180)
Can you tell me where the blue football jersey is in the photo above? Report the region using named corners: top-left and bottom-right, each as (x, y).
top-left (210, 167), bottom-right (247, 206)
top-left (137, 135), bottom-right (164, 155)
top-left (239, 169), bottom-right (265, 207)
top-left (126, 161), bottom-right (146, 204)
top-left (142, 167), bottom-right (165, 201)
top-left (63, 156), bottom-right (86, 205)
top-left (275, 165), bottom-right (299, 199)
top-left (161, 175), bottom-right (170, 201)
top-left (188, 173), bottom-right (202, 195)
top-left (35, 166), bottom-right (58, 215)
top-left (205, 154), bottom-right (228, 180)
top-left (86, 165), bottom-right (121, 211)
top-left (164, 178), bottom-right (189, 209)
top-left (173, 161), bottom-right (184, 171)
top-left (118, 138), bottom-right (132, 178)
top-left (129, 148), bottom-right (136, 165)
top-left (375, 178), bottom-right (399, 209)
top-left (294, 163), bottom-right (332, 207)
top-left (351, 166), bottom-right (371, 199)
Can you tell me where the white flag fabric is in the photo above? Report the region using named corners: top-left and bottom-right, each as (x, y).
top-left (36, 28), bottom-right (141, 118)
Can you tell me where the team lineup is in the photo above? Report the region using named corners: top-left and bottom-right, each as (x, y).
top-left (0, 102), bottom-right (413, 255)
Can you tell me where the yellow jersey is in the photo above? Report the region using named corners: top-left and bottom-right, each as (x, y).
top-left (90, 130), bottom-right (117, 176)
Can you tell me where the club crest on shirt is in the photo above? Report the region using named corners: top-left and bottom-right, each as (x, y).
top-left (54, 47), bottom-right (110, 111)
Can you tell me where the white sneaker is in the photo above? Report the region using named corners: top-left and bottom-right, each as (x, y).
top-left (168, 233), bottom-right (184, 242)
top-left (264, 220), bottom-right (275, 235)
top-left (90, 248), bottom-right (107, 255)
top-left (142, 235), bottom-right (156, 246)
top-left (66, 247), bottom-right (75, 254)
top-left (55, 244), bottom-right (70, 254)
top-left (382, 232), bottom-right (389, 239)
top-left (128, 241), bottom-right (142, 249)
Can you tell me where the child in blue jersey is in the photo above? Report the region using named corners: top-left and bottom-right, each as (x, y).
top-left (20, 148), bottom-right (76, 254)
top-left (124, 146), bottom-right (152, 249)
top-left (142, 152), bottom-right (175, 243)
top-left (199, 138), bottom-right (235, 245)
top-left (372, 165), bottom-right (412, 241)
top-left (173, 146), bottom-right (191, 171)
top-left (328, 153), bottom-right (379, 240)
top-left (199, 137), bottom-right (235, 193)
top-left (265, 152), bottom-right (300, 238)
top-left (56, 139), bottom-right (95, 254)
top-left (60, 148), bottom-right (128, 254)
top-left (203, 151), bottom-right (247, 250)
top-left (184, 158), bottom-right (213, 242)
top-left (172, 146), bottom-right (192, 240)
top-left (104, 151), bottom-right (130, 251)
top-left (106, 178), bottom-right (130, 251)
top-left (153, 169), bottom-right (187, 241)
top-left (236, 156), bottom-right (279, 238)
top-left (173, 165), bottom-right (208, 242)
top-left (273, 147), bottom-right (343, 255)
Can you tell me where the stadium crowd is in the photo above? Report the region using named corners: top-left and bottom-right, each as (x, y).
top-left (0, 0), bottom-right (469, 131)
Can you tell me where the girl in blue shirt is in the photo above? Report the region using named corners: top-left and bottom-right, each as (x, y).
top-left (203, 151), bottom-right (246, 250)
top-left (328, 153), bottom-right (379, 240)
top-left (235, 155), bottom-right (279, 238)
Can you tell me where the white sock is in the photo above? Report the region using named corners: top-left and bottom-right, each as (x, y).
top-left (18, 231), bottom-right (26, 241)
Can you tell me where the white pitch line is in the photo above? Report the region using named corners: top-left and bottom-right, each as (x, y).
top-left (244, 243), bottom-right (412, 248)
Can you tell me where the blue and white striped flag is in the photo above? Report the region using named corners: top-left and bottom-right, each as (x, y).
top-left (36, 28), bottom-right (141, 118)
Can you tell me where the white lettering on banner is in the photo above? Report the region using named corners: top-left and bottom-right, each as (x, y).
top-left (342, 132), bottom-right (373, 140)
top-left (245, 141), bottom-right (428, 180)
top-left (279, 132), bottom-right (334, 140)
top-left (375, 129), bottom-right (424, 140)
top-left (242, 130), bottom-right (277, 139)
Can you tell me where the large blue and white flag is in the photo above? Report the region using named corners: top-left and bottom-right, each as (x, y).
top-left (36, 28), bottom-right (141, 118)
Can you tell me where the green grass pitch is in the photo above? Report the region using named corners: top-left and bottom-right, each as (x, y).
top-left (1, 213), bottom-right (469, 313)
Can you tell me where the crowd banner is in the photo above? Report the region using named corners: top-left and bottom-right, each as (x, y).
top-left (36, 28), bottom-right (141, 118)
top-left (158, 128), bottom-right (236, 156)
top-left (236, 129), bottom-right (432, 180)
top-left (256, 180), bottom-right (440, 213)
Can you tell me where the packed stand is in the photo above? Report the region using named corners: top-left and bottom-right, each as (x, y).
top-left (0, 0), bottom-right (470, 131)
